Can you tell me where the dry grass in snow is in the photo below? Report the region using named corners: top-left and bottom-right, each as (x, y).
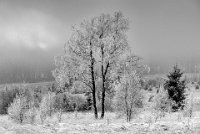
top-left (0, 110), bottom-right (199, 134)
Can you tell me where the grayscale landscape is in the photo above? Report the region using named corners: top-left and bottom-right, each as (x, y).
top-left (0, 0), bottom-right (200, 133)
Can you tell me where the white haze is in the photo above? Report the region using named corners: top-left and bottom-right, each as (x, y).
top-left (0, 0), bottom-right (200, 83)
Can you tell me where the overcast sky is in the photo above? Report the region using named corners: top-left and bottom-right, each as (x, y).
top-left (0, 0), bottom-right (200, 77)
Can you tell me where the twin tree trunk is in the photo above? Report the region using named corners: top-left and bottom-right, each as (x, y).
top-left (90, 37), bottom-right (110, 119)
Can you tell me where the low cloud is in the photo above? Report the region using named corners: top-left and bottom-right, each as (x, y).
top-left (0, 3), bottom-right (65, 50)
top-left (0, 2), bottom-right (68, 83)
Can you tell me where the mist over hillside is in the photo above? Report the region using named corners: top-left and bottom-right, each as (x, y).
top-left (1, 45), bottom-right (200, 84)
top-left (0, 46), bottom-right (60, 84)
top-left (1, 58), bottom-right (200, 84)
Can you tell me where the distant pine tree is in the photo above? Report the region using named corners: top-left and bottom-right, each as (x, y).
top-left (164, 65), bottom-right (186, 111)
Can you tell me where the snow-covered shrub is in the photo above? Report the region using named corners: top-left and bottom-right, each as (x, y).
top-left (25, 102), bottom-right (37, 124)
top-left (0, 86), bottom-right (20, 114)
top-left (152, 89), bottom-right (172, 121)
top-left (182, 93), bottom-right (193, 119)
top-left (114, 79), bottom-right (143, 122)
top-left (39, 92), bottom-right (56, 124)
top-left (8, 95), bottom-right (28, 123)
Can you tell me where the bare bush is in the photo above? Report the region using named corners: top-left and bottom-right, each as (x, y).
top-left (183, 93), bottom-right (194, 119)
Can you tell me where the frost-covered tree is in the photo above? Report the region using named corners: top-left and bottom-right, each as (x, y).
top-left (114, 53), bottom-right (144, 122)
top-left (53, 18), bottom-right (99, 118)
top-left (53, 11), bottom-right (131, 119)
top-left (8, 95), bottom-right (27, 123)
top-left (90, 11), bottom-right (129, 118)
top-left (39, 92), bottom-right (56, 123)
top-left (152, 88), bottom-right (172, 121)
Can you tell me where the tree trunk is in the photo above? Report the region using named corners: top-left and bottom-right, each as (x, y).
top-left (91, 64), bottom-right (98, 119)
top-left (124, 85), bottom-right (129, 122)
top-left (90, 41), bottom-right (98, 119)
top-left (49, 92), bottom-right (52, 117)
top-left (58, 109), bottom-right (63, 123)
top-left (101, 74), bottom-right (106, 118)
top-left (92, 88), bottom-right (98, 119)
top-left (101, 62), bottom-right (109, 118)
top-left (101, 45), bottom-right (105, 119)
top-left (128, 109), bottom-right (132, 122)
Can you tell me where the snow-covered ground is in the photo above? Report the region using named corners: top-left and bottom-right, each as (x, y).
top-left (0, 110), bottom-right (199, 134)
top-left (0, 85), bottom-right (200, 134)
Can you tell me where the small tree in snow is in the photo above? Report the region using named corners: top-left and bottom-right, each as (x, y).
top-left (152, 88), bottom-right (173, 122)
top-left (8, 95), bottom-right (27, 123)
top-left (114, 54), bottom-right (144, 122)
top-left (39, 92), bottom-right (55, 124)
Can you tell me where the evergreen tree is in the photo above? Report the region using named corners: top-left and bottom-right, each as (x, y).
top-left (164, 65), bottom-right (186, 111)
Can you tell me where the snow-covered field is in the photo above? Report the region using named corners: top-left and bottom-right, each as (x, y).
top-left (0, 84), bottom-right (200, 134)
top-left (0, 110), bottom-right (200, 134)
